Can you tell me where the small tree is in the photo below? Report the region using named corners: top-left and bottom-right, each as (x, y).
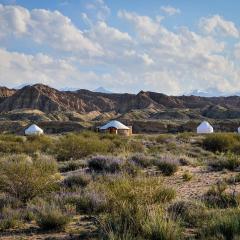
top-left (0, 154), bottom-right (60, 203)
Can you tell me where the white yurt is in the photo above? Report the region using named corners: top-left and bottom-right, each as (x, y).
top-left (197, 121), bottom-right (214, 134)
top-left (238, 127), bottom-right (240, 134)
top-left (99, 120), bottom-right (132, 136)
top-left (25, 124), bottom-right (44, 136)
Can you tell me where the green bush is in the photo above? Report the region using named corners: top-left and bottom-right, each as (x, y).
top-left (141, 207), bottom-right (183, 240)
top-left (56, 133), bottom-right (112, 161)
top-left (200, 209), bottom-right (240, 239)
top-left (131, 153), bottom-right (154, 168)
top-left (182, 171), bottom-right (193, 181)
top-left (209, 153), bottom-right (240, 171)
top-left (155, 155), bottom-right (179, 176)
top-left (0, 154), bottom-right (60, 203)
top-left (24, 135), bottom-right (54, 154)
top-left (58, 160), bottom-right (86, 172)
top-left (97, 176), bottom-right (178, 239)
top-left (126, 141), bottom-right (145, 153)
top-left (65, 188), bottom-right (108, 214)
top-left (155, 134), bottom-right (174, 144)
top-left (202, 133), bottom-right (239, 153)
top-left (34, 201), bottom-right (71, 230)
top-left (168, 201), bottom-right (207, 228)
top-left (203, 182), bottom-right (240, 208)
top-left (63, 173), bottom-right (91, 188)
top-left (0, 207), bottom-right (21, 231)
top-left (88, 155), bottom-right (125, 173)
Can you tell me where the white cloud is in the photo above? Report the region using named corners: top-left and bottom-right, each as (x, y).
top-left (234, 42), bottom-right (240, 59)
top-left (86, 0), bottom-right (110, 21)
top-left (0, 48), bottom-right (107, 90)
top-left (161, 6), bottom-right (181, 16)
top-left (1, 3), bottom-right (240, 95)
top-left (89, 21), bottom-right (132, 42)
top-left (118, 10), bottom-right (159, 38)
top-left (140, 53), bottom-right (154, 66)
top-left (0, 4), bottom-right (102, 55)
top-left (199, 15), bottom-right (239, 38)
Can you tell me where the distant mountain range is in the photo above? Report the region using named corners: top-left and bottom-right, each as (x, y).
top-left (0, 84), bottom-right (240, 122)
top-left (93, 87), bottom-right (112, 94)
top-left (187, 88), bottom-right (240, 97)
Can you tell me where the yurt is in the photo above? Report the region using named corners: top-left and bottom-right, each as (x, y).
top-left (238, 127), bottom-right (240, 134)
top-left (25, 124), bottom-right (44, 136)
top-left (99, 120), bottom-right (132, 136)
top-left (197, 121), bottom-right (214, 134)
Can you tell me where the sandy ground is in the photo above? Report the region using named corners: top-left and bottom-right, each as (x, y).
top-left (162, 165), bottom-right (239, 201)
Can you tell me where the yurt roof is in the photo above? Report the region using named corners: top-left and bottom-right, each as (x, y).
top-left (25, 124), bottom-right (43, 133)
top-left (197, 121), bottom-right (213, 128)
top-left (100, 120), bottom-right (130, 130)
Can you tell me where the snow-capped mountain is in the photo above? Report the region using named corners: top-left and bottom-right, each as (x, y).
top-left (187, 88), bottom-right (227, 97)
top-left (93, 87), bottom-right (112, 94)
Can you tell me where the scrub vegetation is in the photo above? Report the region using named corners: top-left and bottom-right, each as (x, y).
top-left (0, 131), bottom-right (240, 239)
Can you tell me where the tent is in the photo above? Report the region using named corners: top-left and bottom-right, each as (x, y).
top-left (99, 120), bottom-right (131, 136)
top-left (197, 121), bottom-right (213, 134)
top-left (100, 120), bottom-right (130, 130)
top-left (25, 124), bottom-right (44, 136)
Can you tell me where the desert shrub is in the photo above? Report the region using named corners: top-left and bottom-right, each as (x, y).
top-left (0, 134), bottom-right (24, 143)
top-left (0, 154), bottom-right (60, 203)
top-left (99, 133), bottom-right (121, 141)
top-left (99, 176), bottom-right (176, 210)
top-left (101, 206), bottom-right (182, 240)
top-left (126, 141), bottom-right (145, 153)
top-left (203, 182), bottom-right (240, 208)
top-left (34, 200), bottom-right (71, 230)
top-left (208, 153), bottom-right (240, 171)
top-left (0, 141), bottom-right (24, 154)
top-left (166, 142), bottom-right (177, 151)
top-left (182, 171), bottom-right (193, 181)
top-left (227, 173), bottom-right (240, 185)
top-left (179, 155), bottom-right (194, 166)
top-left (155, 155), bottom-right (179, 176)
top-left (141, 208), bottom-right (183, 240)
top-left (131, 153), bottom-right (154, 168)
top-left (176, 132), bottom-right (193, 143)
top-left (0, 207), bottom-right (21, 231)
top-left (24, 135), bottom-right (54, 154)
top-left (232, 143), bottom-right (240, 155)
top-left (168, 201), bottom-right (207, 228)
top-left (56, 133), bottom-right (111, 160)
top-left (155, 134), bottom-right (174, 144)
top-left (58, 160), bottom-right (86, 173)
top-left (122, 161), bottom-right (140, 176)
top-left (202, 133), bottom-right (239, 153)
top-left (65, 189), bottom-right (108, 214)
top-left (200, 209), bottom-right (240, 239)
top-left (0, 135), bottom-right (25, 154)
top-left (97, 176), bottom-right (178, 239)
top-left (154, 187), bottom-right (176, 203)
top-left (88, 155), bottom-right (125, 173)
top-left (63, 173), bottom-right (91, 188)
top-left (0, 195), bottom-right (21, 211)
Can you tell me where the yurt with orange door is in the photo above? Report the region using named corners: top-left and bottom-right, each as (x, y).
top-left (99, 120), bottom-right (132, 136)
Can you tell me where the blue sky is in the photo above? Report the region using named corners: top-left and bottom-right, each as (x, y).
top-left (0, 0), bottom-right (240, 94)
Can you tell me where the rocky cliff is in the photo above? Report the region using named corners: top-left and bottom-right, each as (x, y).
top-left (0, 84), bottom-right (240, 121)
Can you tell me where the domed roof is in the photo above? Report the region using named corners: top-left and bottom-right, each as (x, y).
top-left (100, 120), bottom-right (129, 130)
top-left (197, 121), bottom-right (213, 133)
top-left (25, 124), bottom-right (43, 135)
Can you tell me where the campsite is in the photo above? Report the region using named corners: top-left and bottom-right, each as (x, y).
top-left (2, 0), bottom-right (240, 239)
top-left (0, 127), bottom-right (240, 239)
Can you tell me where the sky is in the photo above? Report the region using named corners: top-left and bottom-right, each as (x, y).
top-left (1, 0), bottom-right (240, 95)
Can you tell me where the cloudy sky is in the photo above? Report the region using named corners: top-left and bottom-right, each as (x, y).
top-left (1, 0), bottom-right (240, 95)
